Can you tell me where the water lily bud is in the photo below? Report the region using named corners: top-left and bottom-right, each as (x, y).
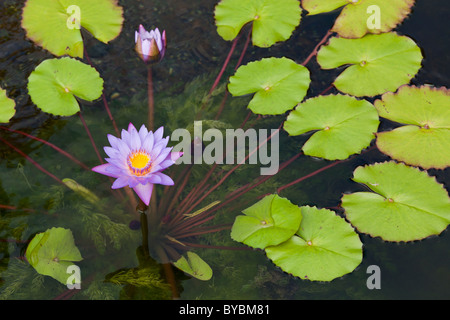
top-left (135, 24), bottom-right (166, 64)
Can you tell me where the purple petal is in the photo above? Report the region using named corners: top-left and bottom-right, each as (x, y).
top-left (153, 126), bottom-right (164, 142)
top-left (153, 172), bottom-right (174, 185)
top-left (133, 183), bottom-right (154, 206)
top-left (107, 134), bottom-right (120, 149)
top-left (153, 147), bottom-right (172, 165)
top-left (92, 163), bottom-right (120, 178)
top-left (111, 176), bottom-right (130, 189)
top-left (117, 139), bottom-right (131, 157)
top-left (121, 128), bottom-right (131, 145)
top-left (150, 137), bottom-right (169, 158)
top-left (142, 132), bottom-right (154, 152)
top-left (106, 157), bottom-right (127, 170)
top-left (138, 125), bottom-right (148, 143)
top-left (170, 151), bottom-right (183, 162)
top-left (128, 123), bottom-right (137, 132)
top-left (129, 126), bottom-right (141, 151)
top-left (104, 146), bottom-right (119, 158)
top-left (145, 174), bottom-right (161, 184)
top-left (158, 151), bottom-right (183, 169)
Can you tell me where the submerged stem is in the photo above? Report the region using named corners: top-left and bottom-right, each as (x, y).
top-left (78, 112), bottom-right (103, 164)
top-left (302, 30), bottom-right (333, 66)
top-left (0, 126), bottom-right (90, 171)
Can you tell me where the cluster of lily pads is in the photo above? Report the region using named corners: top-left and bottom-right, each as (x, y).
top-left (216, 0), bottom-right (449, 281)
top-left (0, 0), bottom-right (448, 294)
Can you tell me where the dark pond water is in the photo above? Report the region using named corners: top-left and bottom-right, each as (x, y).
top-left (0, 0), bottom-right (449, 300)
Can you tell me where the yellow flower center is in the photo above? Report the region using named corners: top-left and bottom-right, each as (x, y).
top-left (128, 150), bottom-right (152, 176)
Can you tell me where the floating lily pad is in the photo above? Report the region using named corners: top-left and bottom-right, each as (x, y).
top-left (302, 0), bottom-right (415, 38)
top-left (173, 251), bottom-right (212, 281)
top-left (22, 0), bottom-right (123, 58)
top-left (342, 161), bottom-right (450, 242)
top-left (231, 194), bottom-right (302, 249)
top-left (265, 206), bottom-right (363, 281)
top-left (215, 0), bottom-right (301, 47)
top-left (0, 88), bottom-right (15, 123)
top-left (317, 32), bottom-right (422, 97)
top-left (25, 227), bottom-right (83, 285)
top-left (375, 85), bottom-right (450, 169)
top-left (228, 57), bottom-right (310, 115)
top-left (284, 94), bottom-right (379, 160)
top-left (27, 57), bottom-right (104, 116)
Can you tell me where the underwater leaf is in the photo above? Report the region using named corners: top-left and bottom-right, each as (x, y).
top-left (317, 32), bottom-right (422, 97)
top-left (284, 94), bottom-right (379, 160)
top-left (25, 227), bottom-right (83, 285)
top-left (215, 0), bottom-right (301, 47)
top-left (228, 57), bottom-right (310, 115)
top-left (0, 87), bottom-right (16, 123)
top-left (342, 161), bottom-right (450, 242)
top-left (302, 0), bottom-right (415, 38)
top-left (374, 85), bottom-right (450, 169)
top-left (173, 252), bottom-right (213, 281)
top-left (63, 178), bottom-right (101, 205)
top-left (22, 0), bottom-right (123, 58)
top-left (27, 57), bottom-right (104, 116)
top-left (231, 194), bottom-right (302, 249)
top-left (265, 206), bottom-right (363, 282)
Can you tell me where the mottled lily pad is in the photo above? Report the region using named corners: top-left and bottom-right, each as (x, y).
top-left (228, 57), bottom-right (310, 115)
top-left (22, 0), bottom-right (123, 58)
top-left (284, 94), bottom-right (379, 160)
top-left (302, 0), bottom-right (415, 38)
top-left (27, 57), bottom-right (104, 116)
top-left (317, 32), bottom-right (422, 97)
top-left (342, 161), bottom-right (450, 242)
top-left (265, 206), bottom-right (363, 281)
top-left (25, 227), bottom-right (83, 285)
top-left (375, 85), bottom-right (450, 169)
top-left (173, 251), bottom-right (212, 281)
top-left (231, 194), bottom-right (302, 249)
top-left (215, 0), bottom-right (301, 47)
top-left (0, 87), bottom-right (15, 123)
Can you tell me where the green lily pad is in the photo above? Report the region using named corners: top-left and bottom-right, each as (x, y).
top-left (317, 32), bottom-right (422, 97)
top-left (215, 0), bottom-right (301, 47)
top-left (27, 57), bottom-right (104, 116)
top-left (342, 161), bottom-right (450, 242)
top-left (231, 194), bottom-right (302, 249)
top-left (284, 94), bottom-right (379, 160)
top-left (173, 251), bottom-right (213, 281)
top-left (302, 0), bottom-right (415, 38)
top-left (375, 85), bottom-right (450, 169)
top-left (22, 0), bottom-right (123, 58)
top-left (265, 206), bottom-right (363, 281)
top-left (0, 88), bottom-right (15, 123)
top-left (228, 57), bottom-right (311, 115)
top-left (25, 227), bottom-right (83, 285)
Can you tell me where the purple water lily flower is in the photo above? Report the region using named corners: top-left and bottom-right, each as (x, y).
top-left (135, 24), bottom-right (166, 64)
top-left (92, 124), bottom-right (182, 206)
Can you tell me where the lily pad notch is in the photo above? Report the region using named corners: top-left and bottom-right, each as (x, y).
top-left (27, 57), bottom-right (104, 116)
top-left (0, 87), bottom-right (16, 123)
top-left (25, 227), bottom-right (83, 285)
top-left (22, 0), bottom-right (124, 58)
top-left (215, 0), bottom-right (302, 47)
